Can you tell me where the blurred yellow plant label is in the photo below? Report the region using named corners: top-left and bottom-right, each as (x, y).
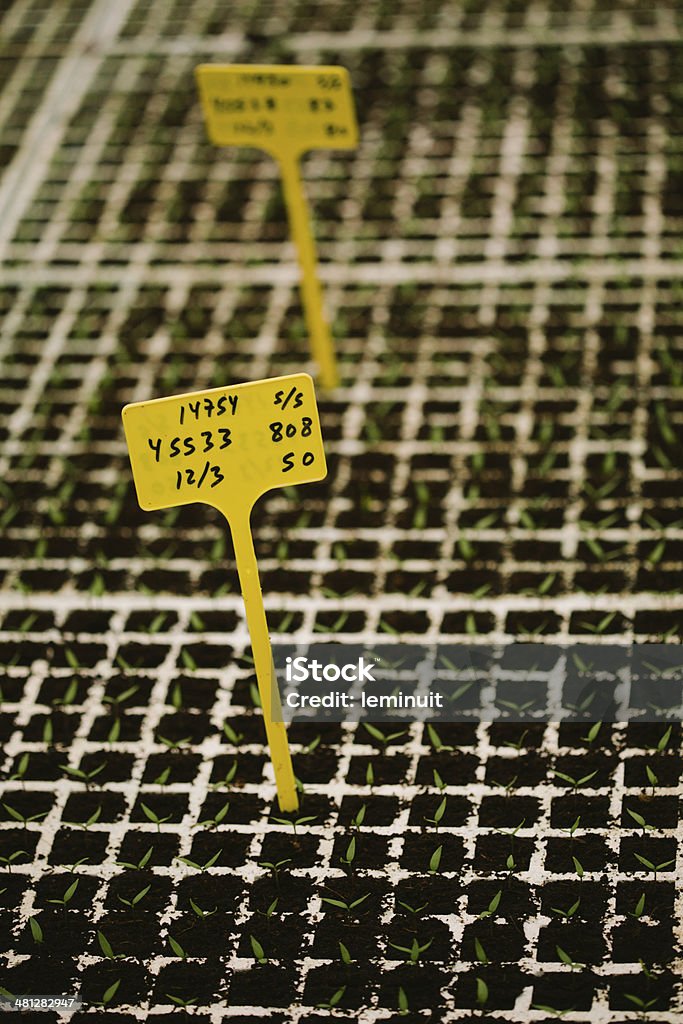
top-left (122, 373), bottom-right (326, 813)
top-left (122, 373), bottom-right (326, 518)
top-left (195, 64), bottom-right (357, 157)
top-left (195, 64), bottom-right (359, 390)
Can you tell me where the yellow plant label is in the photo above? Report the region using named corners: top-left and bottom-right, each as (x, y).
top-left (122, 373), bottom-right (326, 518)
top-left (195, 64), bottom-right (358, 158)
top-left (122, 373), bottom-right (326, 813)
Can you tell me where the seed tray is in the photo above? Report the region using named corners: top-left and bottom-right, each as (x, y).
top-left (1, 0), bottom-right (683, 1020)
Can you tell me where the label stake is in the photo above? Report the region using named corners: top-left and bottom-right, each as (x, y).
top-left (195, 63), bottom-right (358, 389)
top-left (122, 373), bottom-right (326, 811)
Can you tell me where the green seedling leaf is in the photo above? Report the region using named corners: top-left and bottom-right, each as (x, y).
top-left (28, 916), bottom-right (43, 943)
top-left (339, 940), bottom-right (353, 964)
top-left (425, 795), bottom-right (447, 828)
top-left (250, 934), bottom-right (267, 964)
top-left (365, 762), bottom-right (375, 786)
top-left (551, 898), bottom-right (580, 919)
top-left (398, 900), bottom-right (428, 915)
top-left (352, 804), bottom-right (367, 828)
top-left (582, 721), bottom-right (602, 744)
top-left (322, 897), bottom-right (348, 910)
top-left (476, 977), bottom-right (488, 1007)
top-left (427, 724), bottom-right (453, 752)
top-left (428, 844), bottom-right (443, 873)
top-left (626, 808), bottom-right (652, 831)
top-left (317, 986), bottom-right (346, 1009)
top-left (572, 856), bottom-right (584, 878)
top-left (48, 879), bottom-right (79, 906)
top-left (168, 935), bottom-right (186, 959)
top-left (630, 893), bottom-right (646, 918)
top-left (101, 979), bottom-right (121, 1006)
top-left (350, 893), bottom-right (370, 910)
top-left (657, 725), bottom-right (672, 751)
top-left (478, 890), bottom-right (502, 920)
top-left (433, 768), bottom-right (447, 792)
top-left (97, 931), bottom-right (121, 959)
top-left (398, 986), bottom-right (409, 1015)
top-left (190, 898), bottom-right (217, 919)
top-left (10, 752), bottom-right (30, 781)
top-left (645, 764), bottom-right (659, 788)
top-left (474, 937), bottom-right (489, 964)
top-left (624, 994), bottom-right (658, 1010)
top-left (341, 835), bottom-right (356, 865)
top-left (556, 945), bottom-right (581, 968)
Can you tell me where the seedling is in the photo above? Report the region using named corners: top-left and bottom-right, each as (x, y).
top-left (555, 945), bottom-right (583, 970)
top-left (60, 762), bottom-right (107, 784)
top-left (433, 769), bottom-right (447, 792)
top-left (103, 685), bottom-right (139, 708)
top-left (503, 729), bottom-right (529, 753)
top-left (350, 804), bottom-right (367, 829)
top-left (633, 854), bottom-right (675, 877)
top-left (321, 893), bottom-right (370, 914)
top-left (388, 936), bottom-right (433, 962)
top-left (474, 937), bottom-right (489, 964)
top-left (362, 722), bottom-right (407, 748)
top-left (339, 940), bottom-right (353, 964)
top-left (196, 800), bottom-right (230, 829)
top-left (190, 899), bottom-right (217, 920)
top-left (581, 721), bottom-right (602, 745)
top-left (316, 986), bottom-right (346, 1010)
top-left (428, 844), bottom-right (443, 873)
top-left (476, 977), bottom-right (488, 1008)
top-left (0, 850), bottom-right (28, 870)
top-left (249, 935), bottom-right (268, 964)
top-left (2, 803), bottom-right (47, 828)
top-left (118, 846), bottom-right (153, 870)
top-left (427, 724), bottom-right (453, 752)
top-left (551, 769), bottom-right (598, 791)
top-left (645, 764), bottom-right (658, 795)
top-left (551, 898), bottom-right (580, 919)
top-left (626, 809), bottom-right (654, 834)
top-left (398, 900), bottom-right (428, 915)
top-left (28, 917), bottom-right (43, 944)
top-left (258, 858), bottom-right (291, 881)
top-left (222, 722), bottom-right (244, 744)
top-left (123, 374), bottom-right (326, 812)
top-left (166, 995), bottom-right (198, 1008)
top-left (94, 980), bottom-right (121, 1007)
top-left (118, 885), bottom-right (151, 909)
top-left (1, 751), bottom-right (22, 781)
top-left (398, 986), bottom-right (410, 1015)
top-left (54, 679), bottom-right (79, 706)
top-left (210, 760), bottom-right (237, 789)
top-left (140, 802), bottom-right (171, 832)
top-left (563, 816), bottom-right (581, 839)
top-left (168, 936), bottom-right (187, 959)
top-left (628, 893), bottom-right (646, 919)
top-left (271, 814), bottom-right (317, 835)
top-left (176, 849), bottom-right (222, 872)
top-left (154, 767), bottom-right (172, 786)
top-left (624, 994), bottom-right (658, 1011)
top-left (572, 856), bottom-right (585, 879)
top-left (48, 880), bottom-right (79, 906)
top-left (258, 897), bottom-right (279, 919)
top-left (656, 725), bottom-right (672, 751)
top-left (340, 835), bottom-right (356, 866)
top-left (156, 733), bottom-right (191, 750)
top-left (97, 931), bottom-right (124, 960)
top-left (424, 796), bottom-right (447, 830)
top-left (477, 890), bottom-right (502, 920)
